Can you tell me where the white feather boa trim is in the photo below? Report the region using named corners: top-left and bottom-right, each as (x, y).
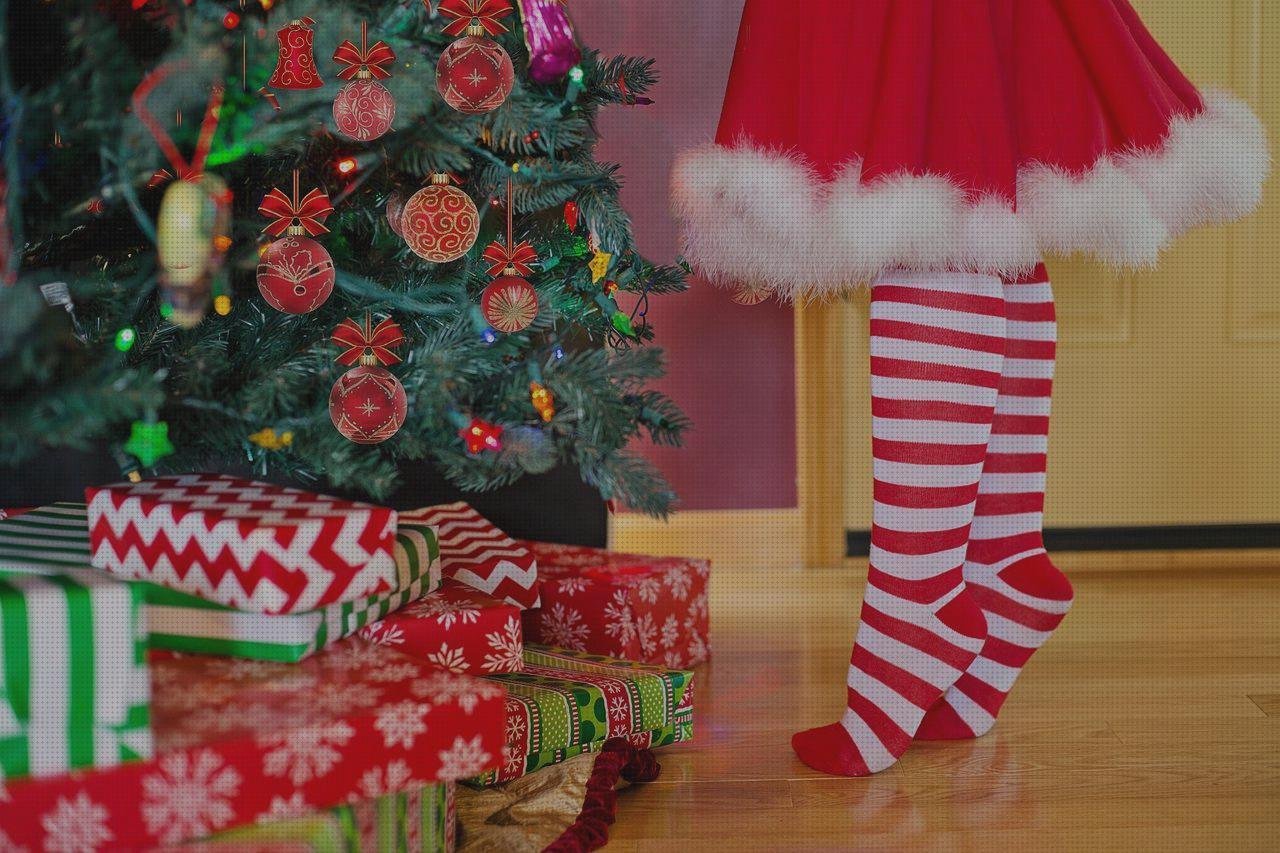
top-left (671, 90), bottom-right (1270, 300)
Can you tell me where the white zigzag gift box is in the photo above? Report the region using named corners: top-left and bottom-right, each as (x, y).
top-left (403, 503), bottom-right (540, 610)
top-left (86, 474), bottom-right (398, 615)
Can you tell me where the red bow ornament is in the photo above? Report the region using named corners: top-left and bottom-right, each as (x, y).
top-left (482, 239), bottom-right (538, 277)
top-left (332, 316), bottom-right (406, 367)
top-left (258, 181), bottom-right (335, 238)
top-left (333, 27), bottom-right (397, 81)
top-left (437, 0), bottom-right (513, 36)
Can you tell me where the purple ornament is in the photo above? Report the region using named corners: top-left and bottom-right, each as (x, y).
top-left (518, 0), bottom-right (582, 85)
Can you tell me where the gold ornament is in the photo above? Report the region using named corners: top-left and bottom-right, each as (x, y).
top-left (588, 248), bottom-right (612, 284)
top-left (248, 427), bottom-right (294, 450)
top-left (156, 176), bottom-right (231, 328)
top-left (529, 381), bottom-right (555, 422)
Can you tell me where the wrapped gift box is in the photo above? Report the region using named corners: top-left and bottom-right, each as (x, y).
top-left (0, 569), bottom-right (151, 781)
top-left (403, 504), bottom-right (539, 610)
top-left (471, 645), bottom-right (693, 786)
top-left (520, 542), bottom-right (710, 668)
top-left (191, 781), bottom-right (456, 853)
top-left (359, 579), bottom-right (523, 675)
top-left (86, 474), bottom-right (398, 615)
top-left (0, 639), bottom-right (504, 850)
top-left (0, 504), bottom-right (440, 662)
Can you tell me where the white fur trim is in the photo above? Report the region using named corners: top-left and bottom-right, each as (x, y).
top-left (671, 89), bottom-right (1270, 300)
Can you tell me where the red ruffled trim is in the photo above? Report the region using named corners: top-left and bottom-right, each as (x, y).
top-left (542, 738), bottom-right (661, 853)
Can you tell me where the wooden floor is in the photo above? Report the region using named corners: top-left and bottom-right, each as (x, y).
top-left (607, 565), bottom-right (1280, 852)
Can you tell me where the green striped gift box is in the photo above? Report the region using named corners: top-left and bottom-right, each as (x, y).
top-left (0, 504), bottom-right (440, 662)
top-left (0, 568), bottom-right (151, 780)
top-left (470, 645), bottom-right (694, 786)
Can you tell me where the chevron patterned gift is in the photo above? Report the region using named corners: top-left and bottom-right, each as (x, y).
top-left (0, 504), bottom-right (440, 662)
top-left (403, 504), bottom-right (539, 610)
top-left (86, 475), bottom-right (399, 615)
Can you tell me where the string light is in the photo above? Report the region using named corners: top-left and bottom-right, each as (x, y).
top-left (222, 11), bottom-right (240, 28)
top-left (213, 295), bottom-right (232, 316)
top-left (553, 345), bottom-right (565, 360)
top-left (567, 65), bottom-right (584, 84)
top-left (114, 327), bottom-right (137, 352)
top-left (481, 327), bottom-right (498, 344)
top-left (334, 156), bottom-right (359, 176)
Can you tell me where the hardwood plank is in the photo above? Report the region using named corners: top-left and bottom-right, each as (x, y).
top-left (606, 565), bottom-right (1280, 850)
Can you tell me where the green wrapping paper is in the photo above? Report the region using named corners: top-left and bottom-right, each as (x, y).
top-left (471, 645), bottom-right (693, 786)
top-left (0, 504), bottom-right (440, 662)
top-left (200, 782), bottom-right (455, 853)
top-left (0, 569), bottom-right (150, 780)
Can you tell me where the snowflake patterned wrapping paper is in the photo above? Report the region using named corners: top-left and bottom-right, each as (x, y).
top-left (519, 542), bottom-right (710, 669)
top-left (86, 474), bottom-right (399, 615)
top-left (470, 645), bottom-right (693, 786)
top-left (0, 504), bottom-right (440, 662)
top-left (359, 579), bottom-right (524, 675)
top-left (189, 781), bottom-right (456, 853)
top-left (0, 569), bottom-right (151, 782)
top-left (403, 504), bottom-right (540, 609)
top-left (0, 639), bottom-right (504, 851)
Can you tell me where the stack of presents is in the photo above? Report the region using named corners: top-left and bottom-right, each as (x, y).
top-left (0, 474), bottom-right (709, 851)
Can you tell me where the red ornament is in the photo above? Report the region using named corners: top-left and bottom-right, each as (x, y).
top-left (459, 417), bottom-right (503, 454)
top-left (479, 178), bottom-right (539, 332)
top-left (256, 172), bottom-right (335, 314)
top-left (257, 237), bottom-right (335, 314)
top-left (329, 316), bottom-right (408, 445)
top-left (481, 276), bottom-right (538, 333)
top-left (436, 0), bottom-right (515, 115)
top-left (268, 18), bottom-right (322, 90)
top-left (400, 174), bottom-right (480, 263)
top-left (332, 22), bottom-right (397, 141)
top-left (385, 192), bottom-right (406, 238)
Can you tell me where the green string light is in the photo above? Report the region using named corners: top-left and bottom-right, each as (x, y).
top-left (114, 327), bottom-right (137, 352)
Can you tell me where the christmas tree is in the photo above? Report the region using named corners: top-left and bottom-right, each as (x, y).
top-left (0, 0), bottom-right (688, 515)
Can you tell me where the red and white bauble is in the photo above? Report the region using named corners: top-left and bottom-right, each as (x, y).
top-left (385, 192), bottom-right (406, 238)
top-left (329, 315), bottom-right (409, 445)
top-left (333, 79), bottom-right (396, 141)
top-left (437, 34), bottom-right (515, 115)
top-left (481, 275), bottom-right (538, 332)
top-left (329, 365), bottom-right (408, 445)
top-left (434, 0), bottom-right (516, 115)
top-left (401, 174), bottom-right (480, 263)
top-left (256, 174), bottom-right (336, 315)
top-left (257, 235), bottom-right (335, 314)
top-left (332, 23), bottom-right (397, 141)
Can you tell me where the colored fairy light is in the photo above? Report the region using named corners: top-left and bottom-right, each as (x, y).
top-left (114, 327), bottom-right (137, 352)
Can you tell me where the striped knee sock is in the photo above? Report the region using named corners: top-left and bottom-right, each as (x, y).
top-left (916, 263), bottom-right (1075, 740)
top-left (792, 271), bottom-right (1004, 776)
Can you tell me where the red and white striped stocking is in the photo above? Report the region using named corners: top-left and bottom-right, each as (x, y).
top-left (916, 263), bottom-right (1074, 740)
top-left (792, 271), bottom-right (1004, 776)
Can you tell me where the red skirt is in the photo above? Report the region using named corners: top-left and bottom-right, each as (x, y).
top-left (672, 0), bottom-right (1268, 298)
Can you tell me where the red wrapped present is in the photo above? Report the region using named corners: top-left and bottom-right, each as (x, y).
top-left (359, 579), bottom-right (523, 675)
top-left (86, 474), bottom-right (399, 615)
top-left (519, 543), bottom-right (710, 669)
top-left (401, 504), bottom-right (539, 610)
top-left (0, 639), bottom-right (504, 851)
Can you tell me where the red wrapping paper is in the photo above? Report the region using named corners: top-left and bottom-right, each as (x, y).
top-left (85, 474), bottom-right (398, 615)
top-left (519, 543), bottom-right (710, 668)
top-left (359, 579), bottom-right (524, 675)
top-left (401, 504), bottom-right (539, 610)
top-left (0, 640), bottom-right (504, 851)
